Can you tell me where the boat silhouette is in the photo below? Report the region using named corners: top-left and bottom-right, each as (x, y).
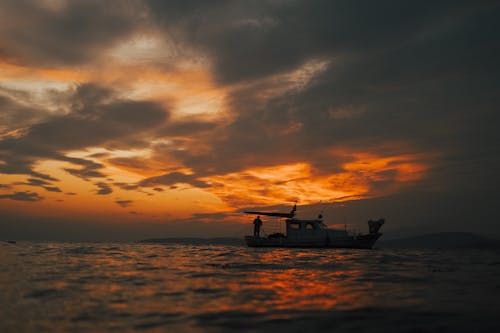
top-left (244, 205), bottom-right (384, 249)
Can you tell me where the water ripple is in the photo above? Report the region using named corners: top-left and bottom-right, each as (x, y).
top-left (1, 243), bottom-right (499, 332)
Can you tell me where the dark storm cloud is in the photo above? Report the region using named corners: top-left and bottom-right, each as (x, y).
top-left (0, 83), bottom-right (168, 181)
top-left (155, 119), bottom-right (218, 137)
top-left (0, 0), bottom-right (147, 66)
top-left (0, 90), bottom-right (47, 134)
top-left (1, 0), bottom-right (499, 240)
top-left (0, 191), bottom-right (43, 202)
top-left (145, 0), bottom-right (500, 194)
top-left (148, 1), bottom-right (494, 84)
top-left (23, 85), bottom-right (167, 151)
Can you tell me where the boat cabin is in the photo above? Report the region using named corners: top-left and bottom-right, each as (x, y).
top-left (286, 218), bottom-right (351, 241)
top-left (286, 218), bottom-right (325, 236)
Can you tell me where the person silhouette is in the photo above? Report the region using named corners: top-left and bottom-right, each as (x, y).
top-left (253, 216), bottom-right (263, 237)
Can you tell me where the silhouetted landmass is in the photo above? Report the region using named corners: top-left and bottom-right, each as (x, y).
top-left (379, 232), bottom-right (500, 249)
top-left (138, 237), bottom-right (245, 246)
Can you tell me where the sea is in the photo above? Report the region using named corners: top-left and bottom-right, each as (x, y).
top-left (1, 241), bottom-right (500, 333)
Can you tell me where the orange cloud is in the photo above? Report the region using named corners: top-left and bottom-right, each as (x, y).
top-left (342, 152), bottom-right (428, 183)
top-left (1, 51), bottom-right (228, 120)
top-left (202, 152), bottom-right (430, 208)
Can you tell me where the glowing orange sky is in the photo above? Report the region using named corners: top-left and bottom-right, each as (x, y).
top-left (4, 0), bottom-right (495, 239)
top-left (0, 46), bottom-right (432, 222)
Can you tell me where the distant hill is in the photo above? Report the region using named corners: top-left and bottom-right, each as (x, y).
top-left (138, 237), bottom-right (245, 246)
top-left (379, 232), bottom-right (500, 249)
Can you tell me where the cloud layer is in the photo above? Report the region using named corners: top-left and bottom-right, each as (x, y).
top-left (1, 0), bottom-right (499, 238)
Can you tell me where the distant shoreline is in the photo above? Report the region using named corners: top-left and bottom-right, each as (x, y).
top-left (137, 232), bottom-right (500, 249)
top-left (138, 237), bottom-right (245, 246)
top-left (378, 232), bottom-right (500, 249)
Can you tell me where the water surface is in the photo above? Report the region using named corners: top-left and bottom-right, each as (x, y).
top-left (1, 242), bottom-right (499, 332)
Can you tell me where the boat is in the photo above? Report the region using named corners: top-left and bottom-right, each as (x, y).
top-left (244, 205), bottom-right (384, 249)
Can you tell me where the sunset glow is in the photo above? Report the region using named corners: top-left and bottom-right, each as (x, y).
top-left (1, 1), bottom-right (497, 240)
top-left (1, 36), bottom-right (433, 225)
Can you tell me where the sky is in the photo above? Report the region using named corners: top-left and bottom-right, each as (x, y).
top-left (1, 0), bottom-right (499, 241)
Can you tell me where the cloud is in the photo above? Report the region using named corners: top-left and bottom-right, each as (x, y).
top-left (114, 182), bottom-right (139, 191)
top-left (115, 200), bottom-right (133, 207)
top-left (0, 0), bottom-right (147, 67)
top-left (44, 186), bottom-right (62, 193)
top-left (148, 1), bottom-right (491, 84)
top-left (201, 155), bottom-right (428, 207)
top-left (10, 178), bottom-right (62, 193)
top-left (155, 119), bottom-right (218, 137)
top-left (5, 2), bottom-right (497, 196)
top-left (0, 90), bottom-right (46, 134)
top-left (25, 178), bottom-right (50, 187)
top-left (25, 178), bottom-right (62, 192)
top-left (0, 191), bottom-right (43, 202)
top-left (1, 1), bottom-right (499, 238)
top-left (22, 84), bottom-right (168, 151)
top-left (142, 0), bottom-right (500, 198)
top-left (180, 211), bottom-right (243, 224)
top-left (0, 83), bottom-right (168, 181)
top-left (95, 182), bottom-right (112, 195)
top-left (106, 157), bottom-right (153, 174)
top-left (64, 158), bottom-right (107, 180)
top-left (140, 171), bottom-right (210, 189)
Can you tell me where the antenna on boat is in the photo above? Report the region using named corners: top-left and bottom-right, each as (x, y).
top-left (318, 201), bottom-right (324, 220)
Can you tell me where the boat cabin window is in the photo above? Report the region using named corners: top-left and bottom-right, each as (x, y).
top-left (305, 223), bottom-right (315, 231)
top-left (289, 222), bottom-right (301, 230)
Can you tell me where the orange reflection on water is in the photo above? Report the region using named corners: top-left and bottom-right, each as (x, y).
top-left (214, 251), bottom-right (378, 315)
top-left (238, 269), bottom-right (360, 312)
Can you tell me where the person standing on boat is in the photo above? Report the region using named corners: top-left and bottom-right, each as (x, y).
top-left (253, 216), bottom-right (263, 237)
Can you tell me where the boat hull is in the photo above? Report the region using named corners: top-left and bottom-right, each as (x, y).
top-left (245, 233), bottom-right (382, 249)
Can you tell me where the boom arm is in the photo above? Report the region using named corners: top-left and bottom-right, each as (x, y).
top-left (244, 204), bottom-right (297, 218)
top-left (244, 211), bottom-right (294, 218)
